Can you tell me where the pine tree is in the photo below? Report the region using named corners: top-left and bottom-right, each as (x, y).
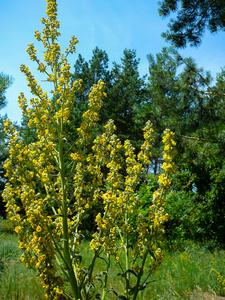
top-left (69, 48), bottom-right (147, 149)
top-left (142, 48), bottom-right (214, 174)
top-left (0, 73), bottom-right (13, 217)
top-left (68, 47), bottom-right (112, 143)
top-left (103, 49), bottom-right (148, 148)
top-left (143, 47), bottom-right (225, 243)
top-left (158, 0), bottom-right (225, 47)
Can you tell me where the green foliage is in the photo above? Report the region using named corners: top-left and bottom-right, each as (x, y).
top-left (104, 49), bottom-right (147, 147)
top-left (0, 73), bottom-right (13, 218)
top-left (149, 243), bottom-right (225, 299)
top-left (0, 73), bottom-right (13, 110)
top-left (163, 165), bottom-right (225, 246)
top-left (142, 47), bottom-right (213, 173)
top-left (68, 47), bottom-right (112, 142)
top-left (0, 233), bottom-right (44, 300)
top-left (0, 217), bottom-right (15, 234)
top-left (165, 190), bottom-right (197, 243)
top-left (139, 47), bottom-right (225, 246)
top-left (69, 48), bottom-right (147, 149)
top-left (0, 261), bottom-right (45, 300)
top-left (158, 0), bottom-right (225, 47)
top-left (19, 114), bottom-right (38, 145)
top-left (137, 174), bottom-right (159, 217)
top-left (138, 178), bottom-right (197, 245)
top-left (16, 43), bottom-right (225, 248)
top-left (0, 232), bottom-right (20, 279)
top-left (139, 168), bottom-right (225, 246)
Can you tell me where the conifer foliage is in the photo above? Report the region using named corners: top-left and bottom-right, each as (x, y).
top-left (70, 48), bottom-right (147, 148)
top-left (159, 0), bottom-right (225, 47)
top-left (0, 73), bottom-right (13, 217)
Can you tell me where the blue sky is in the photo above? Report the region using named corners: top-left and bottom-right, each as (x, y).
top-left (1, 0), bottom-right (225, 124)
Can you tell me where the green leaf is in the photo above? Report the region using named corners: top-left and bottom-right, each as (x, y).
top-left (97, 256), bottom-right (108, 264)
top-left (72, 254), bottom-right (82, 264)
top-left (99, 271), bottom-right (107, 276)
top-left (116, 272), bottom-right (124, 278)
top-left (81, 267), bottom-right (88, 274)
top-left (105, 288), bottom-right (118, 296)
top-left (124, 269), bottom-right (137, 277)
top-left (118, 296), bottom-right (128, 300)
top-left (139, 280), bottom-right (156, 291)
top-left (117, 269), bottom-right (137, 278)
top-left (95, 277), bottom-right (103, 288)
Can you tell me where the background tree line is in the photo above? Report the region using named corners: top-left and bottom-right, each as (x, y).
top-left (0, 73), bottom-right (13, 217)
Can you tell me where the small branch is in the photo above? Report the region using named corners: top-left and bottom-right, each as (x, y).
top-left (191, 87), bottom-right (214, 95)
top-left (173, 49), bottom-right (225, 100)
top-left (177, 133), bottom-right (222, 143)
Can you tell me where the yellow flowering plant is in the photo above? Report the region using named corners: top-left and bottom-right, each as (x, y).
top-left (3, 1), bottom-right (176, 299)
top-left (212, 269), bottom-right (225, 293)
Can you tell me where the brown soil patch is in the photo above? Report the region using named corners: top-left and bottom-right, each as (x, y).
top-left (190, 290), bottom-right (225, 299)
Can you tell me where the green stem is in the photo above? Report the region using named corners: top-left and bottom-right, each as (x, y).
top-left (117, 217), bottom-right (130, 298)
top-left (54, 62), bottom-right (81, 298)
top-left (59, 131), bottom-right (81, 300)
top-left (78, 249), bottom-right (100, 298)
top-left (80, 203), bottom-right (110, 297)
top-left (132, 249), bottom-right (148, 300)
top-left (101, 253), bottom-right (110, 300)
top-left (124, 212), bottom-right (130, 298)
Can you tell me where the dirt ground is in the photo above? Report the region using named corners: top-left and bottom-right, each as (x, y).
top-left (190, 290), bottom-right (225, 299)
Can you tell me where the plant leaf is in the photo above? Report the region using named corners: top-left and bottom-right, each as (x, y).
top-left (148, 250), bottom-right (156, 261)
top-left (99, 271), bottom-right (107, 276)
top-left (72, 254), bottom-right (82, 264)
top-left (95, 276), bottom-right (103, 287)
top-left (116, 272), bottom-right (124, 278)
top-left (125, 269), bottom-right (137, 277)
top-left (139, 280), bottom-right (156, 291)
top-left (97, 256), bottom-right (108, 264)
top-left (105, 288), bottom-right (118, 296)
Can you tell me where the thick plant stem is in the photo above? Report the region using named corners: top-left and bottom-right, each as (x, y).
top-left (101, 253), bottom-right (110, 300)
top-left (132, 250), bottom-right (148, 300)
top-left (58, 120), bottom-right (81, 300)
top-left (124, 212), bottom-right (130, 298)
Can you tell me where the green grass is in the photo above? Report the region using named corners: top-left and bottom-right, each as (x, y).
top-left (0, 217), bottom-right (15, 234)
top-left (0, 259), bottom-right (45, 300)
top-left (0, 232), bottom-right (44, 300)
top-left (144, 243), bottom-right (225, 299)
top-left (0, 224), bottom-right (224, 299)
top-left (77, 241), bottom-right (225, 299)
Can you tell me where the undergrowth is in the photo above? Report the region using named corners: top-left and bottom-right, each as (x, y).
top-left (0, 225), bottom-right (224, 300)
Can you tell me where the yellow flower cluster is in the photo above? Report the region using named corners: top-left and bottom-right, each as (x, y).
top-left (89, 121), bottom-right (153, 254)
top-left (87, 123), bottom-right (176, 297)
top-left (2, 1), bottom-right (84, 298)
top-left (76, 80), bottom-right (106, 146)
top-left (3, 118), bottom-right (65, 299)
top-left (138, 120), bottom-right (155, 166)
top-left (144, 129), bottom-right (176, 270)
top-left (212, 269), bottom-right (225, 291)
